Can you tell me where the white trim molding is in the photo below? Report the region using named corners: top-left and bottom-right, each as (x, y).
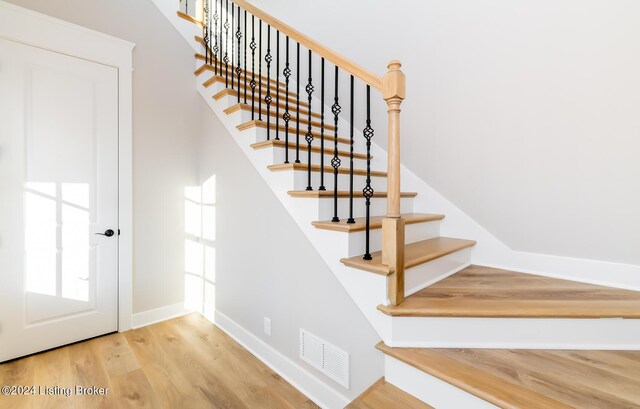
top-left (132, 303), bottom-right (191, 329)
top-left (0, 0), bottom-right (136, 331)
top-left (212, 311), bottom-right (351, 409)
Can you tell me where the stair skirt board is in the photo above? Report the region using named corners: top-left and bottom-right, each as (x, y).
top-left (385, 316), bottom-right (640, 349)
top-left (385, 355), bottom-right (499, 409)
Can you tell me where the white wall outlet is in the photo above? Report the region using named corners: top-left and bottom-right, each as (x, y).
top-left (263, 317), bottom-right (271, 336)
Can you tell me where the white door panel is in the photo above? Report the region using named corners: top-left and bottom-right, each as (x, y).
top-left (0, 38), bottom-right (119, 362)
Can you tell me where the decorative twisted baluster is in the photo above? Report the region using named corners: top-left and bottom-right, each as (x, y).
top-left (305, 50), bottom-right (314, 191)
top-left (258, 20), bottom-right (262, 121)
top-left (275, 31), bottom-right (280, 141)
top-left (283, 36), bottom-right (291, 163)
top-left (265, 25), bottom-right (272, 140)
top-left (331, 66), bottom-right (341, 222)
top-left (362, 85), bottom-right (374, 260)
top-left (235, 5), bottom-right (242, 102)
top-left (223, 0), bottom-right (229, 87)
top-left (295, 42), bottom-right (301, 163)
top-left (231, 3), bottom-right (234, 90)
top-left (203, 0), bottom-right (210, 65)
top-left (243, 10), bottom-right (247, 103)
top-left (249, 15), bottom-right (257, 119)
top-left (213, 0), bottom-right (219, 75)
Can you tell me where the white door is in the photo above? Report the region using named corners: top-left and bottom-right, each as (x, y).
top-left (0, 38), bottom-right (119, 362)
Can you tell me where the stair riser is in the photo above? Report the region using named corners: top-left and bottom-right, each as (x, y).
top-left (345, 221), bottom-right (442, 258)
top-left (387, 315), bottom-right (640, 349)
top-left (291, 170), bottom-right (387, 192)
top-left (385, 356), bottom-right (498, 409)
top-left (270, 147), bottom-right (370, 168)
top-left (314, 196), bottom-right (414, 221)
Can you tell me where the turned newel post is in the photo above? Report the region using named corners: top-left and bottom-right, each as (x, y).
top-left (382, 60), bottom-right (406, 306)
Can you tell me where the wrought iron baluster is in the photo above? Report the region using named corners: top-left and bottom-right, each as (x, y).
top-left (319, 57), bottom-right (326, 191)
top-left (275, 30), bottom-right (280, 140)
top-left (224, 0), bottom-right (229, 87)
top-left (305, 50), bottom-right (314, 191)
top-left (250, 15), bottom-right (257, 119)
top-left (295, 42), bottom-right (301, 163)
top-left (348, 75), bottom-right (355, 224)
top-left (243, 9), bottom-right (247, 103)
top-left (203, 0), bottom-right (210, 65)
top-left (235, 5), bottom-right (242, 102)
top-left (363, 85), bottom-right (374, 260)
top-left (258, 20), bottom-right (262, 121)
top-left (213, 0), bottom-right (219, 74)
top-left (265, 24), bottom-right (272, 139)
top-left (331, 66), bottom-right (341, 222)
top-left (231, 4), bottom-right (235, 90)
top-left (218, 0), bottom-right (223, 75)
top-left (283, 36), bottom-right (291, 163)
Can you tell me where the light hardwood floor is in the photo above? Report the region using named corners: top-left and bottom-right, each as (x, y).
top-left (0, 313), bottom-right (319, 409)
top-left (346, 378), bottom-right (433, 409)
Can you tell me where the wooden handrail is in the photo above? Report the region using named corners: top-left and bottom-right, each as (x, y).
top-left (231, 0), bottom-right (383, 91)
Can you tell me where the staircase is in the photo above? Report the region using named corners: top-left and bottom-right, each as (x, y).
top-left (167, 1), bottom-right (640, 407)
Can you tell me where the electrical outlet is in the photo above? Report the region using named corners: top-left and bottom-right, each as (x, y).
top-left (264, 317), bottom-right (271, 336)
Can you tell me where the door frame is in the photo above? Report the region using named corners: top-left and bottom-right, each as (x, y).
top-left (0, 1), bottom-right (135, 331)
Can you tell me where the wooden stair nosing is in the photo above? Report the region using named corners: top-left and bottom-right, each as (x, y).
top-left (225, 102), bottom-right (322, 120)
top-left (268, 163), bottom-right (386, 178)
top-left (225, 104), bottom-right (336, 132)
top-left (253, 140), bottom-right (368, 160)
top-left (312, 213), bottom-right (445, 233)
top-left (238, 120), bottom-right (352, 145)
top-left (204, 73), bottom-right (288, 94)
top-left (376, 342), bottom-right (574, 409)
top-left (340, 237), bottom-right (476, 276)
top-left (213, 87), bottom-right (309, 108)
top-left (288, 190), bottom-right (417, 199)
top-left (177, 11), bottom-right (203, 27)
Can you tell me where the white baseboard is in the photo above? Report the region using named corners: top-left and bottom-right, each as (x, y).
top-left (211, 311), bottom-right (351, 409)
top-left (130, 302), bottom-right (191, 329)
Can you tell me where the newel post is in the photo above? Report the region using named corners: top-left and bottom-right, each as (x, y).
top-left (382, 60), bottom-right (406, 306)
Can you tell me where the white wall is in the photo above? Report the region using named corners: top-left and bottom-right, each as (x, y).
top-left (5, 0), bottom-right (202, 313)
top-left (195, 103), bottom-right (383, 401)
top-left (250, 0), bottom-right (640, 266)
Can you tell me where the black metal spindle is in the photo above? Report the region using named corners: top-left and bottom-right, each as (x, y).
top-left (224, 0), bottom-right (229, 87)
top-left (203, 0), bottom-right (210, 65)
top-left (265, 25), bottom-right (272, 139)
top-left (250, 15), bottom-right (256, 119)
top-left (243, 10), bottom-right (247, 103)
top-left (295, 42), bottom-right (301, 163)
top-left (218, 0), bottom-right (223, 75)
top-left (185, 0), bottom-right (189, 16)
top-left (305, 50), bottom-right (314, 191)
top-left (319, 57), bottom-right (326, 191)
top-left (331, 66), bottom-right (341, 222)
top-left (258, 20), bottom-right (263, 121)
top-left (235, 5), bottom-right (242, 102)
top-left (362, 85), bottom-right (374, 260)
top-left (347, 75), bottom-right (355, 224)
top-left (213, 0), bottom-right (219, 74)
top-left (231, 4), bottom-right (234, 90)
top-left (283, 36), bottom-right (291, 163)
top-left (275, 30), bottom-right (280, 140)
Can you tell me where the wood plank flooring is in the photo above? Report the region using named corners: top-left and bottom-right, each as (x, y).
top-left (0, 313), bottom-right (319, 409)
top-left (346, 378), bottom-right (433, 409)
top-left (377, 342), bottom-right (640, 409)
top-left (378, 265), bottom-right (640, 317)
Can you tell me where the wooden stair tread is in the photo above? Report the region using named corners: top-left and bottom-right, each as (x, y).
top-left (377, 342), bottom-right (640, 409)
top-left (206, 74), bottom-right (293, 97)
top-left (177, 11), bottom-right (203, 26)
top-left (213, 85), bottom-right (309, 108)
top-left (341, 237), bottom-right (476, 276)
top-left (225, 104), bottom-right (336, 131)
top-left (194, 55), bottom-right (285, 88)
top-left (237, 120), bottom-right (352, 145)
top-left (226, 102), bottom-right (322, 120)
top-left (346, 377), bottom-right (434, 409)
top-left (254, 140), bottom-right (369, 160)
top-left (269, 162), bottom-right (386, 177)
top-left (378, 265), bottom-right (640, 318)
top-left (312, 213), bottom-right (444, 233)
top-left (288, 190), bottom-right (416, 199)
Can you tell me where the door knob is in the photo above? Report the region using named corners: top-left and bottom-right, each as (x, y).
top-left (95, 229), bottom-right (115, 237)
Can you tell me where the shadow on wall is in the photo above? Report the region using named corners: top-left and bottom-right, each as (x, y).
top-left (184, 175), bottom-right (217, 321)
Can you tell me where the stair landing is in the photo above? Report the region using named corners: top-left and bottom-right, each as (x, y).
top-left (378, 342), bottom-right (640, 409)
top-left (378, 265), bottom-right (640, 318)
